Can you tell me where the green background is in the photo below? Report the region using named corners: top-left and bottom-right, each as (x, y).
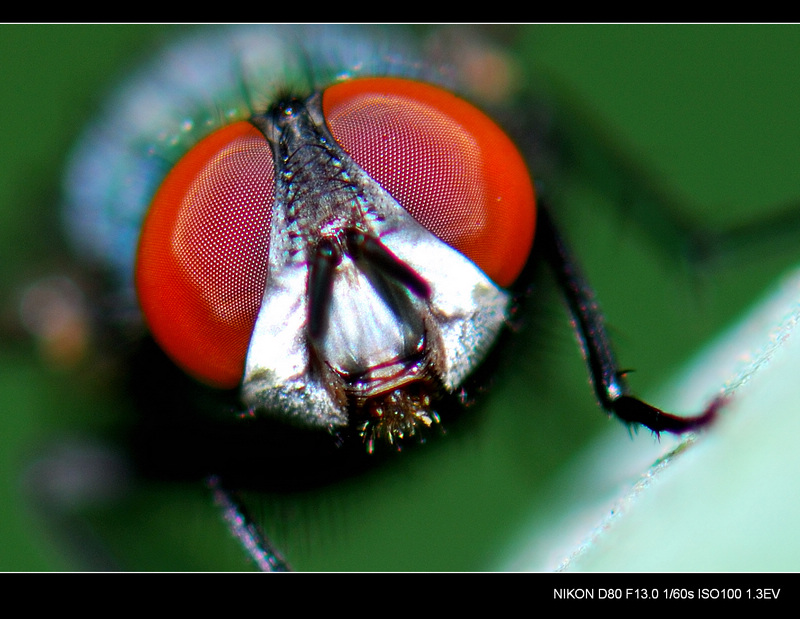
top-left (2, 25), bottom-right (800, 571)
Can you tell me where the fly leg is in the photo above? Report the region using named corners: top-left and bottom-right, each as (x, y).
top-left (207, 475), bottom-right (290, 572)
top-left (536, 205), bottom-right (722, 434)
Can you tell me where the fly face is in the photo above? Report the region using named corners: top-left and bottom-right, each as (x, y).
top-left (242, 91), bottom-right (519, 450)
top-left (133, 48), bottom-right (536, 454)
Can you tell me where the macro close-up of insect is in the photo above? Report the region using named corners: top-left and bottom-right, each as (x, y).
top-left (3, 25), bottom-right (800, 572)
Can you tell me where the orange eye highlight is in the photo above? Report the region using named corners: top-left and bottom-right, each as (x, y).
top-left (323, 77), bottom-right (536, 287)
top-left (135, 121), bottom-right (274, 388)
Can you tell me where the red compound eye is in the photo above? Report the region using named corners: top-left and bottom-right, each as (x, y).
top-left (136, 121), bottom-right (274, 388)
top-left (323, 77), bottom-right (536, 288)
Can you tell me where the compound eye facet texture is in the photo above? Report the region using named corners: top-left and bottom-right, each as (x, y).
top-left (136, 121), bottom-right (274, 389)
top-left (323, 77), bottom-right (536, 288)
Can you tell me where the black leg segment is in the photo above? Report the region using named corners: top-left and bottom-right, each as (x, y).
top-left (536, 204), bottom-right (721, 434)
top-left (207, 475), bottom-right (290, 572)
